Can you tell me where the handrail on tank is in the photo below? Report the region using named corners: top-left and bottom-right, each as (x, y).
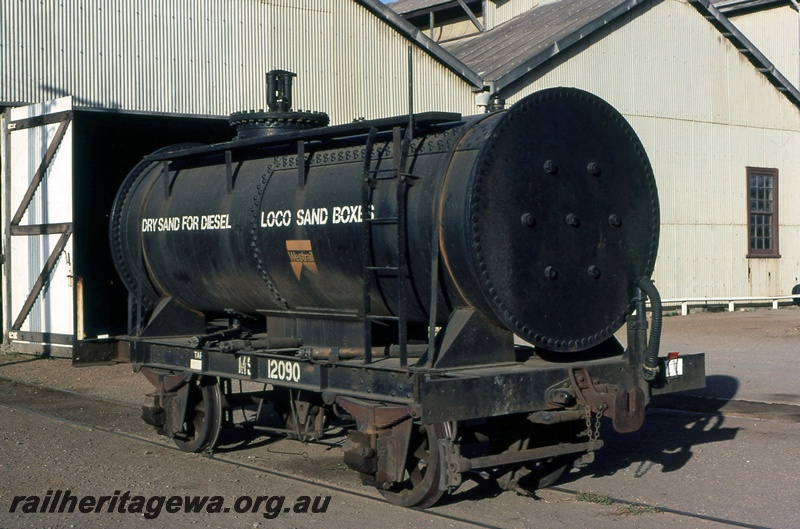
top-left (142, 112), bottom-right (463, 163)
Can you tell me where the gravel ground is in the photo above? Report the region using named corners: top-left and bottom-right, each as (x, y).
top-left (0, 354), bottom-right (151, 407)
top-left (2, 308), bottom-right (799, 528)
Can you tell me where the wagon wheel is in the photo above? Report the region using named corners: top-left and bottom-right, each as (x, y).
top-left (174, 377), bottom-right (223, 453)
top-left (379, 422), bottom-right (446, 508)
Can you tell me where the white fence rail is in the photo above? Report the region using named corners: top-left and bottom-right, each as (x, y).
top-left (662, 295), bottom-right (800, 316)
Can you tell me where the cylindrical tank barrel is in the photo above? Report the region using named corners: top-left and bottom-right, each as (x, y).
top-left (110, 88), bottom-right (659, 352)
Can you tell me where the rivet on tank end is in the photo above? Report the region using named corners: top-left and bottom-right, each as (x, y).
top-left (566, 214), bottom-right (580, 227)
top-left (543, 160), bottom-right (558, 174)
top-left (587, 162), bottom-right (601, 176)
top-left (544, 266), bottom-right (558, 280)
top-left (609, 214), bottom-right (622, 227)
top-left (588, 265), bottom-right (601, 279)
top-left (521, 213), bottom-right (536, 227)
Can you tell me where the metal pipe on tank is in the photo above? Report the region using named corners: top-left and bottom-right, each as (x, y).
top-left (266, 70), bottom-right (295, 112)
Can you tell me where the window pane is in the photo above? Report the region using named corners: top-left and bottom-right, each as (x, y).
top-left (747, 169), bottom-right (777, 255)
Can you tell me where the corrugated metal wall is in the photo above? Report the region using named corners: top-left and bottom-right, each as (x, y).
top-left (728, 5), bottom-right (800, 90)
top-left (6, 0), bottom-right (800, 302)
top-left (1, 0), bottom-right (477, 124)
top-left (501, 0), bottom-right (800, 299)
top-left (485, 0), bottom-right (540, 29)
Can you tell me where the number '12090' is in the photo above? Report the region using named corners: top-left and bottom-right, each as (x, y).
top-left (267, 359), bottom-right (301, 383)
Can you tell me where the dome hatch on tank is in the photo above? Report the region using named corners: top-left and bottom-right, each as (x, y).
top-left (228, 70), bottom-right (329, 139)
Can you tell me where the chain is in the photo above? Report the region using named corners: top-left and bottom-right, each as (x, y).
top-left (594, 404), bottom-right (605, 440)
top-left (583, 405), bottom-right (593, 439)
top-left (584, 404), bottom-right (606, 446)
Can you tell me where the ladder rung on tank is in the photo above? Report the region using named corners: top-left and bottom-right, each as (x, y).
top-left (360, 125), bottom-right (417, 367)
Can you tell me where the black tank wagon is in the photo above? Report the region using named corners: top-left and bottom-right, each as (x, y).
top-left (79, 72), bottom-right (705, 507)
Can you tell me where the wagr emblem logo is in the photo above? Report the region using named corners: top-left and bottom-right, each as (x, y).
top-left (286, 240), bottom-right (318, 280)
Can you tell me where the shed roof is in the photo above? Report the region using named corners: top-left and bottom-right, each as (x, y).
top-left (387, 0), bottom-right (800, 104)
top-left (440, 0), bottom-right (644, 90)
top-left (388, 0), bottom-right (471, 15)
top-left (712, 0), bottom-right (797, 15)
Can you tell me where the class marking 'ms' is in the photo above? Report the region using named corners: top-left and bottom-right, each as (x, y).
top-left (286, 240), bottom-right (318, 280)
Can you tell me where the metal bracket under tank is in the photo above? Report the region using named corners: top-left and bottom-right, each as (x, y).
top-left (428, 308), bottom-right (514, 369)
top-left (139, 296), bottom-right (207, 338)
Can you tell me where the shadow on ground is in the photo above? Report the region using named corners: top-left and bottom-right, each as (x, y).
top-left (442, 375), bottom-right (743, 504)
top-left (559, 375), bottom-right (741, 483)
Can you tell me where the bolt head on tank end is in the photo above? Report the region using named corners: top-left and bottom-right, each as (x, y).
top-left (459, 87), bottom-right (659, 352)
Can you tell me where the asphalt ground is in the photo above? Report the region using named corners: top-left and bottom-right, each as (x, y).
top-left (643, 306), bottom-right (800, 415)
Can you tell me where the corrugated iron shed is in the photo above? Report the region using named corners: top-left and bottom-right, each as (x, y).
top-left (0, 0), bottom-right (482, 123)
top-left (689, 0), bottom-right (800, 103)
top-left (711, 0), bottom-right (799, 87)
